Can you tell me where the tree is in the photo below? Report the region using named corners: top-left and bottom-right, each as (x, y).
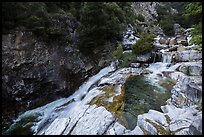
top-left (183, 2), bottom-right (202, 50)
top-left (132, 32), bottom-right (155, 55)
top-left (112, 44), bottom-right (123, 59)
top-left (77, 2), bottom-right (132, 55)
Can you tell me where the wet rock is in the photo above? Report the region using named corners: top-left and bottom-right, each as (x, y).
top-left (98, 67), bottom-right (143, 86)
top-left (174, 24), bottom-right (185, 35)
top-left (189, 112), bottom-right (202, 135)
top-left (176, 35), bottom-right (187, 46)
top-left (70, 106), bottom-right (115, 135)
top-left (178, 62), bottom-right (202, 76)
top-left (138, 110), bottom-right (168, 127)
top-left (130, 63), bottom-right (140, 68)
top-left (122, 24), bottom-right (140, 50)
top-left (177, 46), bottom-right (185, 51)
top-left (137, 115), bottom-right (158, 135)
top-left (168, 105), bottom-right (200, 134)
top-left (44, 118), bottom-right (71, 135)
top-left (105, 122), bottom-right (127, 135)
top-left (166, 45), bottom-right (179, 52)
top-left (169, 38), bottom-right (177, 46)
top-left (165, 38), bottom-right (170, 45)
top-left (161, 104), bottom-right (176, 114)
top-left (159, 37), bottom-right (167, 44)
top-left (136, 52), bottom-right (152, 63)
top-left (123, 126), bottom-right (144, 135)
top-left (184, 82), bottom-right (202, 104)
top-left (170, 73), bottom-right (202, 107)
top-left (177, 50), bottom-right (202, 62)
top-left (175, 128), bottom-right (189, 135)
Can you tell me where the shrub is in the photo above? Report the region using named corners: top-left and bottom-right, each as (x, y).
top-left (132, 32), bottom-right (155, 55)
top-left (112, 45), bottom-right (138, 68)
top-left (120, 52), bottom-right (137, 68)
top-left (77, 2), bottom-right (134, 54)
top-left (135, 14), bottom-right (145, 22)
top-left (112, 44), bottom-right (123, 59)
top-left (159, 17), bottom-right (175, 36)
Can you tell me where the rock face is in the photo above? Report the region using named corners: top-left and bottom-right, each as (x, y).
top-left (136, 52), bottom-right (153, 63)
top-left (131, 2), bottom-right (165, 36)
top-left (177, 50), bottom-right (202, 62)
top-left (169, 38), bottom-right (177, 46)
top-left (159, 37), bottom-right (167, 44)
top-left (2, 30), bottom-right (114, 129)
top-left (3, 65), bottom-right (145, 135)
top-left (131, 2), bottom-right (161, 22)
top-left (178, 62), bottom-right (202, 76)
top-left (4, 58), bottom-right (202, 135)
top-left (174, 23), bottom-right (185, 35)
top-left (136, 62), bottom-right (202, 135)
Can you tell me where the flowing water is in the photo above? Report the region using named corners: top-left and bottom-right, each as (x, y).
top-left (122, 74), bottom-right (175, 130)
top-left (119, 61), bottom-right (178, 130)
top-left (162, 52), bottom-right (172, 63)
top-left (3, 60), bottom-right (177, 134)
top-left (3, 64), bottom-right (116, 135)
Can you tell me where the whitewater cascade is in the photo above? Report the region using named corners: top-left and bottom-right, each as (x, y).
top-left (4, 63), bottom-right (117, 135)
top-left (161, 52), bottom-right (172, 63)
top-left (122, 24), bottom-right (140, 50)
top-left (72, 62), bottom-right (116, 101)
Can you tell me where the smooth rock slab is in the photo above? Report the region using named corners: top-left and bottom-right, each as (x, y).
top-left (44, 118), bottom-right (70, 135)
top-left (70, 106), bottom-right (115, 135)
top-left (189, 112), bottom-right (202, 135)
top-left (98, 68), bottom-right (143, 86)
top-left (177, 50), bottom-right (202, 62)
top-left (178, 62), bottom-right (202, 76)
top-left (138, 109), bottom-right (168, 127)
top-left (105, 122), bottom-right (127, 135)
top-left (123, 126), bottom-right (144, 135)
top-left (137, 115), bottom-right (158, 135)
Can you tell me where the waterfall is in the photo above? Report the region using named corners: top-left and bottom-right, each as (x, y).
top-left (161, 52), bottom-right (172, 63)
top-left (4, 63), bottom-right (117, 135)
top-left (73, 63), bottom-right (116, 101)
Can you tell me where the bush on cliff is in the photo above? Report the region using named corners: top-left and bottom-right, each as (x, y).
top-left (131, 32), bottom-right (155, 55)
top-left (77, 2), bottom-right (135, 55)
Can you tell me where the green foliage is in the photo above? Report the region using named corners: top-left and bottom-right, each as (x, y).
top-left (183, 2), bottom-right (202, 26)
top-left (192, 22), bottom-right (202, 35)
top-left (132, 32), bottom-right (155, 55)
top-left (2, 2), bottom-right (47, 33)
top-left (172, 13), bottom-right (191, 28)
top-left (167, 2), bottom-right (190, 12)
top-left (135, 14), bottom-right (145, 22)
top-left (156, 5), bottom-right (171, 22)
top-left (77, 2), bottom-right (135, 54)
top-left (183, 2), bottom-right (202, 50)
top-left (191, 34), bottom-right (202, 51)
top-left (159, 17), bottom-right (175, 36)
top-left (184, 2), bottom-right (202, 18)
top-left (112, 45), bottom-right (123, 59)
top-left (156, 5), bottom-right (176, 36)
top-left (156, 3), bottom-right (199, 35)
top-left (2, 2), bottom-right (70, 42)
top-left (112, 45), bottom-right (138, 68)
top-left (190, 35), bottom-right (202, 45)
top-left (2, 2), bottom-right (137, 52)
top-left (120, 52), bottom-right (137, 68)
